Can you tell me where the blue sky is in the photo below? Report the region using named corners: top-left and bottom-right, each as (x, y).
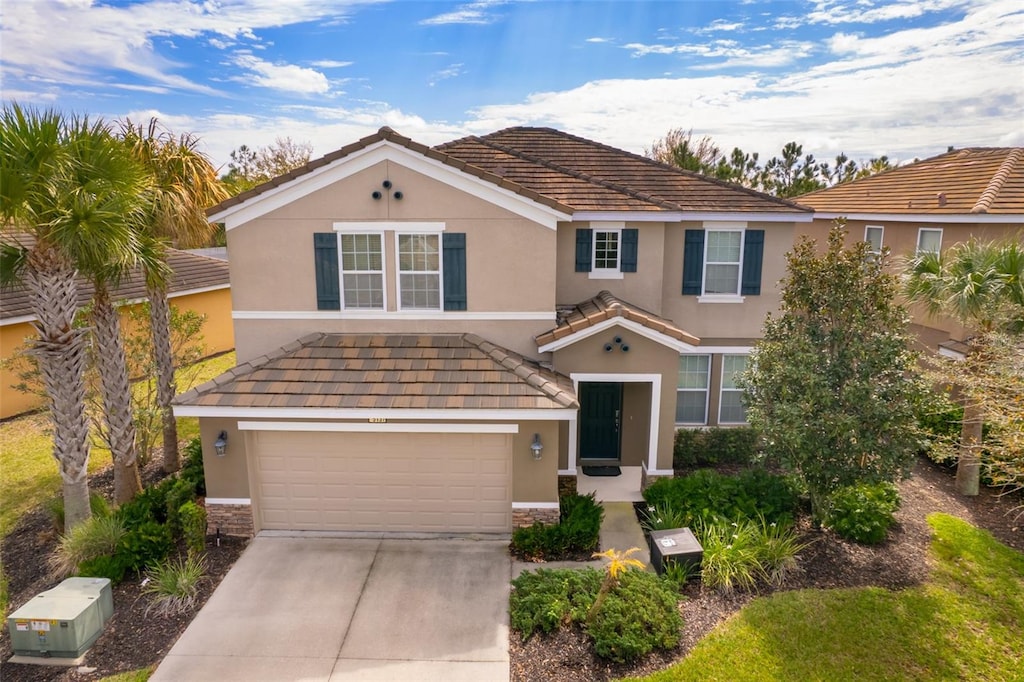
top-left (2, 0), bottom-right (1022, 172)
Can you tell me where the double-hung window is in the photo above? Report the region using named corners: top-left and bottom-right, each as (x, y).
top-left (719, 355), bottom-right (748, 424)
top-left (704, 230), bottom-right (743, 295)
top-left (676, 355), bottom-right (710, 424)
top-left (340, 234), bottom-right (384, 309)
top-left (865, 225), bottom-right (884, 257)
top-left (592, 228), bottom-right (621, 276)
top-left (916, 228), bottom-right (942, 255)
top-left (397, 233), bottom-right (441, 310)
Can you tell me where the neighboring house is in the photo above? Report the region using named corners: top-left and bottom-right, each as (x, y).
top-left (0, 249), bottom-right (233, 419)
top-left (797, 147), bottom-right (1024, 353)
top-left (173, 126), bottom-right (812, 537)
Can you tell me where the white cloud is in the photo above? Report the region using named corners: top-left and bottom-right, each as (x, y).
top-left (807, 0), bottom-right (969, 26)
top-left (429, 64), bottom-right (465, 87)
top-left (696, 19), bottom-right (745, 34)
top-left (623, 39), bottom-right (816, 68)
top-left (586, 37), bottom-right (612, 44)
top-left (233, 54), bottom-right (330, 95)
top-left (420, 0), bottom-right (508, 26)
top-left (312, 60), bottom-right (354, 68)
top-left (827, 32), bottom-right (862, 54)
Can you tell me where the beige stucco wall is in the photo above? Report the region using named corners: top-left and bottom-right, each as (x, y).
top-left (620, 382), bottom-right (651, 467)
top-left (199, 417), bottom-right (563, 506)
top-left (550, 325), bottom-right (679, 471)
top-left (227, 160), bottom-right (557, 361)
top-left (660, 221), bottom-right (792, 340)
top-left (0, 289), bottom-right (234, 420)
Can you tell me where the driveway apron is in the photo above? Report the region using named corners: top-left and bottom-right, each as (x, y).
top-left (151, 536), bottom-right (511, 681)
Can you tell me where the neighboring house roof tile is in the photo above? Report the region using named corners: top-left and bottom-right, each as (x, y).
top-left (207, 126), bottom-right (809, 218)
top-left (0, 248), bottom-right (230, 322)
top-left (174, 333), bottom-right (579, 411)
top-left (798, 147), bottom-right (1024, 215)
top-left (535, 290), bottom-right (700, 348)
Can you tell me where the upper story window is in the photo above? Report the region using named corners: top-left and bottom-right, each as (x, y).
top-left (682, 224), bottom-right (764, 302)
top-left (397, 233), bottom-right (441, 310)
top-left (340, 233), bottom-right (385, 309)
top-left (704, 230), bottom-right (743, 295)
top-left (865, 225), bottom-right (884, 256)
top-left (917, 228), bottom-right (942, 255)
top-left (676, 354), bottom-right (710, 424)
top-left (719, 355), bottom-right (749, 424)
top-left (575, 225), bottom-right (638, 279)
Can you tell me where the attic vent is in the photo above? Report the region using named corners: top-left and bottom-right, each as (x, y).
top-left (937, 193), bottom-right (947, 207)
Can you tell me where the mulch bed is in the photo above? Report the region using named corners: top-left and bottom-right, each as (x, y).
top-left (2, 456), bottom-right (1020, 681)
top-left (510, 457), bottom-right (1022, 682)
top-left (0, 459), bottom-right (248, 682)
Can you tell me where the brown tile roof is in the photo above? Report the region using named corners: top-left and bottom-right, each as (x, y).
top-left (535, 291), bottom-right (700, 348)
top-left (0, 248), bottom-right (230, 322)
top-left (207, 126), bottom-right (809, 217)
top-left (439, 127), bottom-right (810, 213)
top-left (173, 333), bottom-right (578, 411)
top-left (798, 148), bottom-right (1024, 215)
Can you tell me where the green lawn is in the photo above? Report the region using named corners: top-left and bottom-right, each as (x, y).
top-left (630, 513), bottom-right (1024, 682)
top-left (0, 351), bottom-right (235, 539)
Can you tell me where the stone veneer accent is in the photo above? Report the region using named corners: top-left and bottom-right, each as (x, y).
top-left (206, 503), bottom-right (254, 537)
top-left (640, 468), bottom-right (673, 491)
top-left (512, 507), bottom-right (560, 528)
top-left (558, 475), bottom-right (578, 498)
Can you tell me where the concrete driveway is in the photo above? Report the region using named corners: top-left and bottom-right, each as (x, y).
top-left (151, 536), bottom-right (511, 681)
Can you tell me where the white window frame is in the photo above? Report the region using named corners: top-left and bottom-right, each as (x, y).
top-left (395, 232), bottom-right (444, 311)
top-left (675, 354), bottom-right (710, 425)
top-left (864, 225), bottom-right (884, 256)
top-left (916, 227), bottom-right (943, 255)
top-left (589, 223), bottom-right (624, 280)
top-left (718, 354), bottom-right (749, 425)
top-left (338, 232), bottom-right (386, 310)
top-left (699, 223), bottom-right (746, 303)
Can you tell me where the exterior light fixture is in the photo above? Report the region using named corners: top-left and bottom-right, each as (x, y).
top-left (382, 180), bottom-right (392, 189)
top-left (530, 433), bottom-right (543, 460)
top-left (214, 431), bottom-right (228, 457)
top-left (371, 190), bottom-right (382, 200)
top-left (393, 191), bottom-right (403, 200)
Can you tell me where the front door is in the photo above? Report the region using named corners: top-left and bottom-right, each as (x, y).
top-left (579, 382), bottom-right (623, 462)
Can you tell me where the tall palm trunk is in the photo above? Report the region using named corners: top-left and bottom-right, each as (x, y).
top-left (147, 277), bottom-right (179, 472)
top-left (956, 398), bottom-right (983, 496)
top-left (92, 281), bottom-right (143, 503)
top-left (25, 248), bottom-right (92, 528)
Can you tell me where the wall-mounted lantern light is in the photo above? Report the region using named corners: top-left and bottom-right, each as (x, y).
top-left (214, 431), bottom-right (228, 457)
top-left (530, 433), bottom-right (544, 460)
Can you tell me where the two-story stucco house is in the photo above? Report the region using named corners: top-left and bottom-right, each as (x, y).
top-left (173, 127), bottom-right (812, 537)
top-left (797, 147), bottom-right (1024, 355)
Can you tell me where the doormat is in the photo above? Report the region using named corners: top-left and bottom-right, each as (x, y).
top-left (582, 466), bottom-right (621, 477)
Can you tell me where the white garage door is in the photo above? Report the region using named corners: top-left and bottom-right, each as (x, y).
top-left (252, 431), bottom-right (512, 533)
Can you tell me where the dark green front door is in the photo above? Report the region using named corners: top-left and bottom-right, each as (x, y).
top-left (579, 382), bottom-right (623, 462)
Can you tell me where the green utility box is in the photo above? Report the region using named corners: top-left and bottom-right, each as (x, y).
top-left (7, 577), bottom-right (113, 658)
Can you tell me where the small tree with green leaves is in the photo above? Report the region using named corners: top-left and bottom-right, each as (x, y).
top-left (739, 221), bottom-right (924, 522)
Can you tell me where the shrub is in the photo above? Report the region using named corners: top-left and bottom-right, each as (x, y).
top-left (827, 482), bottom-right (900, 545)
top-left (143, 554), bottom-right (206, 617)
top-left (180, 436), bottom-right (207, 497)
top-left (509, 568), bottom-right (602, 638)
top-left (117, 483), bottom-right (170, 527)
top-left (165, 478), bottom-right (197, 535)
top-left (179, 501), bottom-right (207, 556)
top-left (642, 469), bottom-right (800, 527)
top-left (115, 521), bottom-right (174, 574)
top-left (50, 515), bottom-right (126, 578)
top-left (77, 554), bottom-right (130, 584)
top-left (587, 570), bottom-right (682, 663)
top-left (673, 427), bottom-right (759, 468)
top-left (510, 493), bottom-right (603, 560)
top-left (45, 493), bottom-right (111, 534)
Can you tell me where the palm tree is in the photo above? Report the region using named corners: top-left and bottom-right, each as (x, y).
top-left (905, 237), bottom-right (1024, 495)
top-left (120, 119), bottom-right (227, 473)
top-left (0, 104), bottom-right (149, 529)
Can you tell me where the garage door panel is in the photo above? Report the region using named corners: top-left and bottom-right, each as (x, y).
top-left (254, 431), bottom-right (511, 533)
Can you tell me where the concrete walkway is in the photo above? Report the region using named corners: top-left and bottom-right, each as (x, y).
top-left (152, 536), bottom-right (510, 682)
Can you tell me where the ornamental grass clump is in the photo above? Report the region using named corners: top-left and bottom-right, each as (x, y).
top-left (50, 514), bottom-right (126, 578)
top-left (698, 519), bottom-right (762, 594)
top-left (143, 554), bottom-right (206, 617)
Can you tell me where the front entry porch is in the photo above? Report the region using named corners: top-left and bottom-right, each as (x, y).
top-left (576, 465), bottom-right (645, 502)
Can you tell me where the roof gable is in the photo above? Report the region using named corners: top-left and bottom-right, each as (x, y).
top-left (799, 147), bottom-right (1024, 216)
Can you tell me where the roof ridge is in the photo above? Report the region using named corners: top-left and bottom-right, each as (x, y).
top-left (972, 148), bottom-right (1024, 214)
top-left (494, 127), bottom-right (810, 212)
top-left (462, 333), bottom-right (577, 408)
top-left (172, 332), bottom-right (325, 405)
top-left (469, 136), bottom-right (683, 211)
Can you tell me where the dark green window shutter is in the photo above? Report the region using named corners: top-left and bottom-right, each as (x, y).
top-left (621, 228), bottom-right (638, 272)
top-left (443, 232), bottom-right (467, 311)
top-left (575, 228), bottom-right (593, 272)
top-left (682, 229), bottom-right (705, 295)
top-left (741, 229), bottom-right (765, 296)
top-left (313, 233), bottom-right (340, 310)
